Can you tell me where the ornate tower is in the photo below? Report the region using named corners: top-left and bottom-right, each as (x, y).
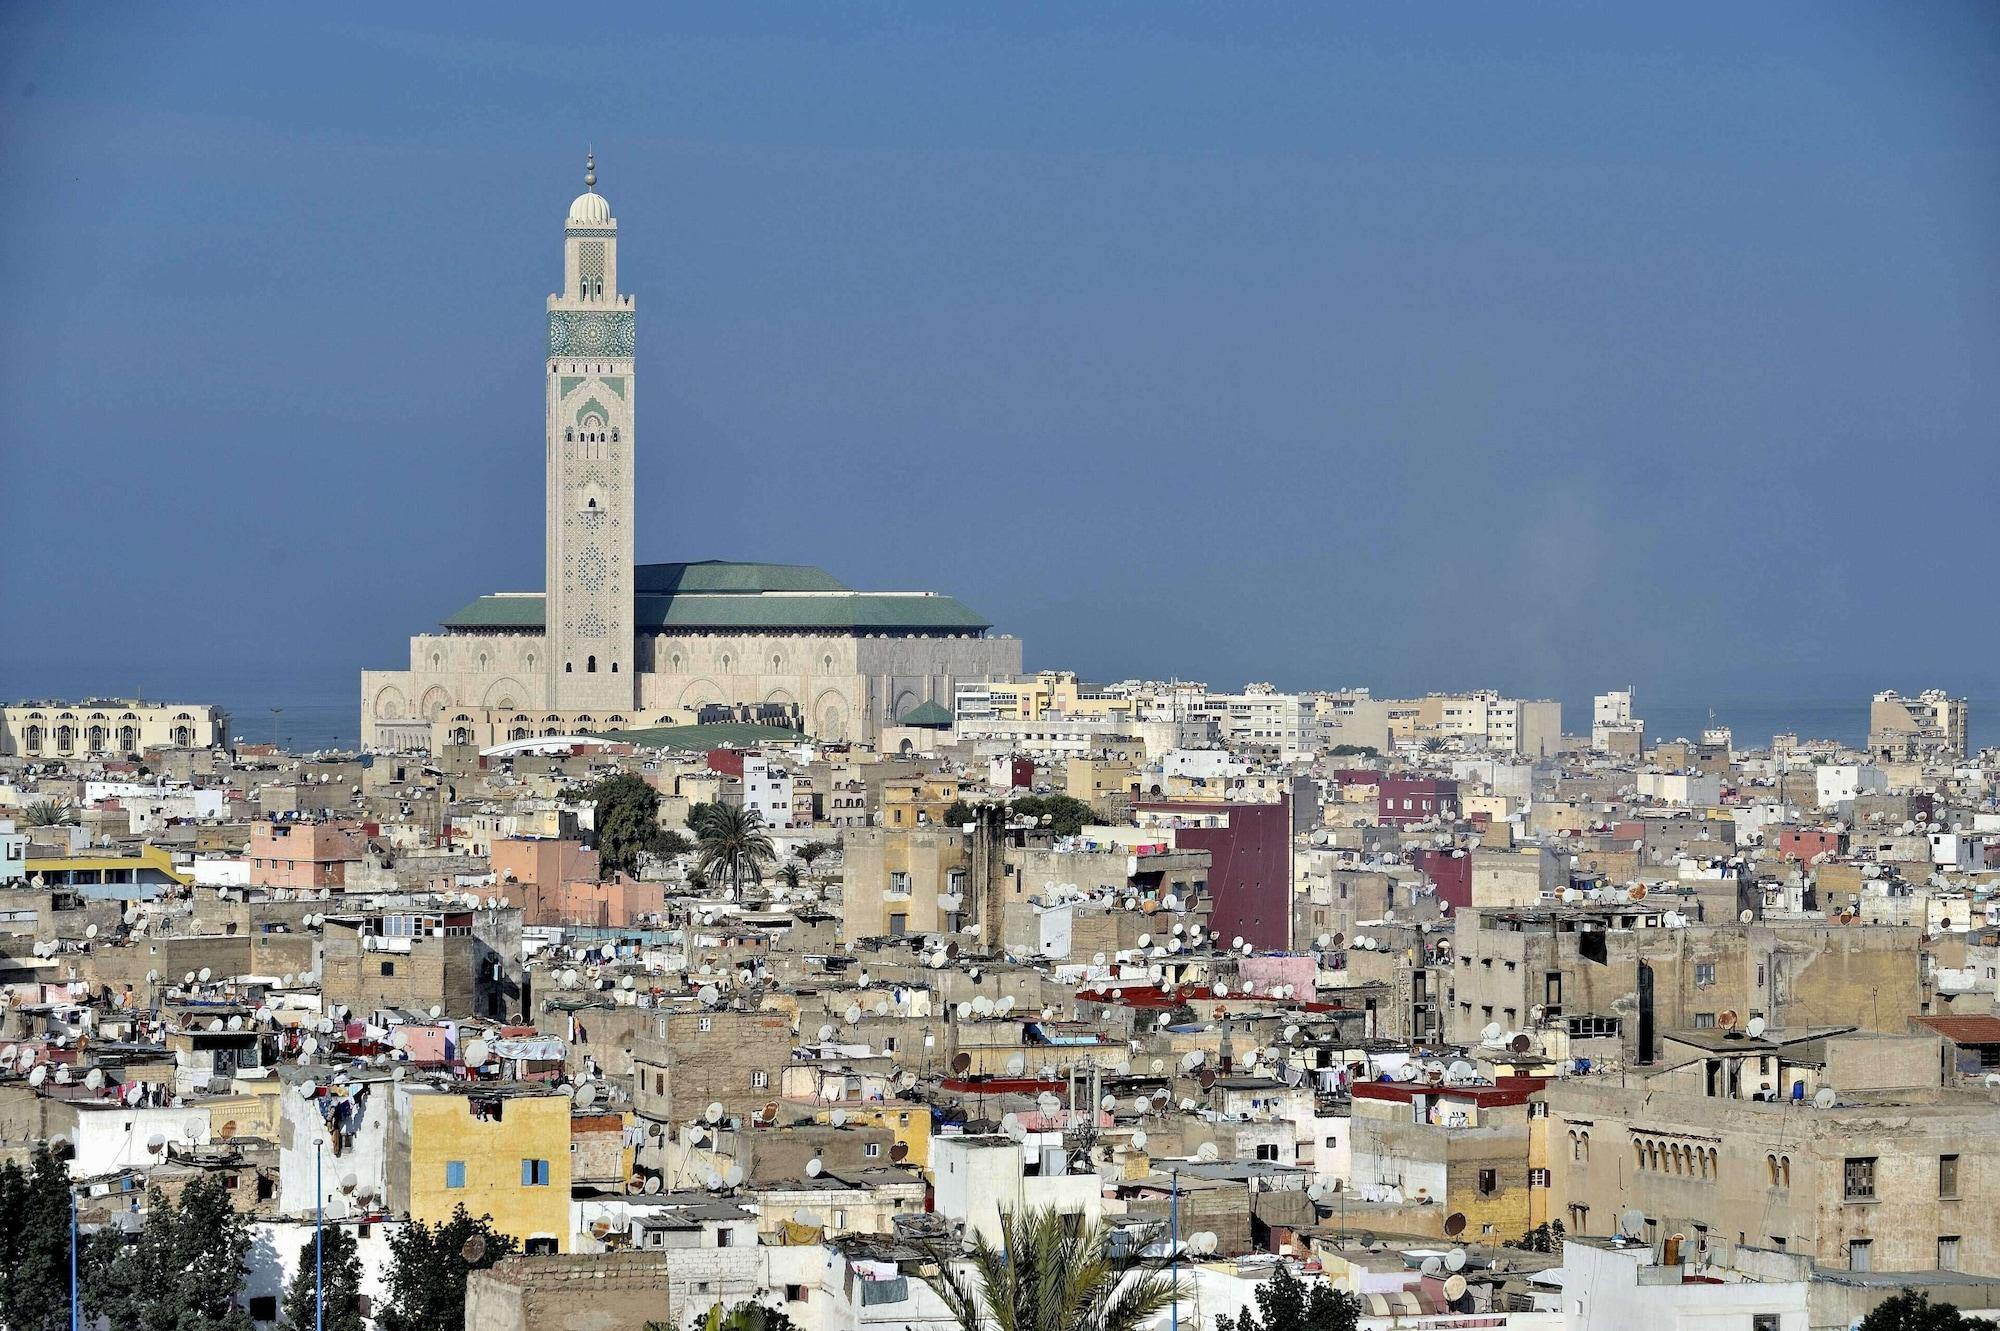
top-left (545, 151), bottom-right (637, 711)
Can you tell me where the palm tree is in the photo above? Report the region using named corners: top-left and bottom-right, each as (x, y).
top-left (777, 862), bottom-right (805, 893)
top-left (692, 803), bottom-right (776, 897)
top-left (1420, 736), bottom-right (1446, 754)
top-left (922, 1208), bottom-right (1178, 1331)
top-left (23, 799), bottom-right (75, 827)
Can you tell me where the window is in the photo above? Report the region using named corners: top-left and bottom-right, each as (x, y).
top-left (1477, 1168), bottom-right (1498, 1196)
top-left (1693, 1012), bottom-right (1716, 1029)
top-left (1939, 1236), bottom-right (1961, 1269)
top-left (751, 1070), bottom-right (767, 1089)
top-left (1753, 1317), bottom-right (1780, 1331)
top-left (446, 1161), bottom-right (466, 1189)
top-left (1694, 963), bottom-right (1715, 987)
top-left (696, 1016), bottom-right (713, 1033)
top-left (785, 1285), bottom-right (808, 1303)
top-left (1940, 1153), bottom-right (1960, 1199)
top-left (587, 655), bottom-right (597, 673)
top-left (1255, 1144), bottom-right (1280, 1162)
top-left (865, 1143), bottom-right (881, 1159)
top-left (522, 1158), bottom-right (551, 1187)
top-left (380, 960), bottom-right (395, 977)
top-left (1529, 1168), bottom-right (1551, 1187)
top-left (1848, 1239), bottom-right (1872, 1272)
top-left (1843, 1157), bottom-right (1877, 1201)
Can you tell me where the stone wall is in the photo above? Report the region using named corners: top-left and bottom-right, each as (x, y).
top-left (465, 1252), bottom-right (673, 1331)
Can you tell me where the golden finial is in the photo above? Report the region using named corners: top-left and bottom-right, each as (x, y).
top-left (585, 147), bottom-right (596, 192)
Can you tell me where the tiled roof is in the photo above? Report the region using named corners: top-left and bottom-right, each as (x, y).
top-left (1912, 1015), bottom-right (2000, 1045)
top-left (440, 584), bottom-right (992, 633)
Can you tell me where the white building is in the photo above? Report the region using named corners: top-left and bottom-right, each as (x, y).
top-left (1815, 763), bottom-right (1889, 809)
top-left (0, 700), bottom-right (230, 758)
top-left (740, 756), bottom-right (795, 831)
top-left (0, 820), bottom-right (25, 886)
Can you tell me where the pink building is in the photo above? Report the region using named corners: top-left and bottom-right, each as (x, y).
top-left (249, 820), bottom-right (366, 889)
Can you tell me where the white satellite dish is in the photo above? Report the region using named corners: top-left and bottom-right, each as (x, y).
top-left (1813, 1087), bottom-right (1837, 1109)
top-left (1196, 1141), bottom-right (1219, 1163)
top-left (1745, 1016), bottom-right (1766, 1038)
top-left (464, 1038), bottom-right (491, 1066)
top-left (806, 1158), bottom-right (824, 1177)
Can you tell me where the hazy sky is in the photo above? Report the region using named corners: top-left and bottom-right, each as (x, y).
top-left (2, 4), bottom-right (1995, 713)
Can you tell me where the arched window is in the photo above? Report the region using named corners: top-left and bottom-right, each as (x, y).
top-left (586, 655), bottom-right (597, 673)
top-left (477, 653), bottom-right (489, 671)
top-left (1779, 1156), bottom-right (1790, 1187)
top-left (526, 653), bottom-right (537, 671)
top-left (565, 428), bottom-right (574, 442)
top-left (1768, 1155), bottom-right (1779, 1186)
top-left (611, 428), bottom-right (619, 442)
top-left (610, 661), bottom-right (618, 672)
top-left (565, 662), bottom-right (573, 673)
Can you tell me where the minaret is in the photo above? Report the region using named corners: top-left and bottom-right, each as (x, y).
top-left (545, 150), bottom-right (636, 711)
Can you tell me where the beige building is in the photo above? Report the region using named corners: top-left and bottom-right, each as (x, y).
top-left (1542, 1034), bottom-right (2000, 1273)
top-left (1868, 688), bottom-right (1970, 762)
top-left (361, 161), bottom-right (1019, 752)
top-left (1, 700), bottom-right (230, 758)
top-left (841, 826), bottom-right (969, 938)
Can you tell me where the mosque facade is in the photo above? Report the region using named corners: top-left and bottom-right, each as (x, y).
top-left (360, 159), bottom-right (1020, 752)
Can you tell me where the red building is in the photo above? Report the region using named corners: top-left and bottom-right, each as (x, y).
top-left (1377, 777), bottom-right (1460, 824)
top-left (1778, 827), bottom-right (1845, 864)
top-left (1414, 847), bottom-right (1472, 911)
top-left (1134, 798), bottom-right (1292, 952)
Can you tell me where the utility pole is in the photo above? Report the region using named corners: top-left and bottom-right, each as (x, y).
top-left (316, 1138), bottom-right (324, 1331)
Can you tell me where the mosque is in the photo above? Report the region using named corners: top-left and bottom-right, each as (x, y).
top-left (360, 157), bottom-right (1021, 752)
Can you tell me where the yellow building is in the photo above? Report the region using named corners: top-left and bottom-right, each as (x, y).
top-left (26, 843), bottom-right (190, 888)
top-left (390, 1085), bottom-right (572, 1252)
top-left (1065, 756), bottom-right (1137, 809)
top-left (880, 776), bottom-right (966, 830)
top-left (813, 1104), bottom-right (934, 1174)
top-left (975, 671), bottom-right (1135, 722)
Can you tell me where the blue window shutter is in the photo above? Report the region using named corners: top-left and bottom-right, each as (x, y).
top-left (521, 1159), bottom-right (533, 1186)
top-left (536, 1159), bottom-right (550, 1186)
top-left (446, 1161), bottom-right (465, 1188)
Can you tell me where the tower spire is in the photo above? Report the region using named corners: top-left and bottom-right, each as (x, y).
top-left (585, 147), bottom-right (596, 192)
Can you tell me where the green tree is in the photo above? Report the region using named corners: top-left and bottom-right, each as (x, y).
top-left (83, 1175), bottom-right (254, 1331)
top-left (654, 828), bottom-right (694, 860)
top-left (1512, 1220), bottom-right (1564, 1253)
top-left (777, 862), bottom-right (805, 893)
top-left (1420, 737), bottom-right (1446, 754)
top-left (376, 1205), bottom-right (519, 1331)
top-left (590, 774), bottom-right (666, 877)
top-left (920, 1207), bottom-right (1178, 1331)
top-left (664, 1300), bottom-right (803, 1331)
top-left (1010, 794), bottom-right (1100, 836)
top-left (0, 1146), bottom-right (77, 1331)
top-left (1214, 1262), bottom-right (1359, 1331)
top-left (282, 1223), bottom-right (366, 1331)
top-left (1858, 1290), bottom-right (1999, 1331)
top-left (23, 799), bottom-right (75, 827)
top-left (692, 803), bottom-right (776, 896)
top-left (941, 799), bottom-right (979, 827)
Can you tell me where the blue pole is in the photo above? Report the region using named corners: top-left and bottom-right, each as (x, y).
top-left (1169, 1168), bottom-right (1179, 1331)
top-left (316, 1140), bottom-right (324, 1331)
top-left (70, 1185), bottom-right (79, 1331)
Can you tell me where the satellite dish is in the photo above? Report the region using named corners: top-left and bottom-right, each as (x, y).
top-left (1196, 1141), bottom-right (1219, 1163)
top-left (28, 1065), bottom-right (47, 1087)
top-left (1131, 1130), bottom-right (1148, 1150)
top-left (725, 1163), bottom-right (745, 1186)
top-left (1421, 1256), bottom-right (1443, 1277)
top-left (643, 1176), bottom-right (662, 1194)
top-left (951, 1052), bottom-right (972, 1074)
top-left (806, 1158), bottom-right (824, 1178)
top-left (1740, 909), bottom-right (1754, 924)
top-left (1746, 1016), bottom-right (1766, 1038)
top-left (831, 1108), bottom-right (848, 1127)
top-left (1618, 1209), bottom-right (1647, 1238)
top-left (1442, 1273), bottom-right (1468, 1302)
top-left (198, 967), bottom-right (212, 983)
top-left (1509, 1034), bottom-right (1531, 1053)
top-left (1446, 1248), bottom-right (1466, 1272)
top-left (464, 1038), bottom-right (491, 1067)
top-left (84, 1069), bottom-right (105, 1090)
top-left (706, 1102), bottom-right (724, 1123)
top-left (1443, 1212), bottom-right (1467, 1237)
top-left (1813, 1087), bottom-right (1837, 1109)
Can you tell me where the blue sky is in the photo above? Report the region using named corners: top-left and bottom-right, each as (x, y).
top-left (2, 4), bottom-right (1995, 718)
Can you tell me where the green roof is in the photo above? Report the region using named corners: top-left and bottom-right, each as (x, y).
top-left (441, 574), bottom-right (993, 634)
top-left (591, 722), bottom-right (805, 751)
top-left (897, 700), bottom-right (954, 727)
top-left (633, 561), bottom-right (851, 595)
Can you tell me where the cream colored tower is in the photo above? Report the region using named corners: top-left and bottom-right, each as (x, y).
top-left (545, 152), bottom-right (636, 711)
